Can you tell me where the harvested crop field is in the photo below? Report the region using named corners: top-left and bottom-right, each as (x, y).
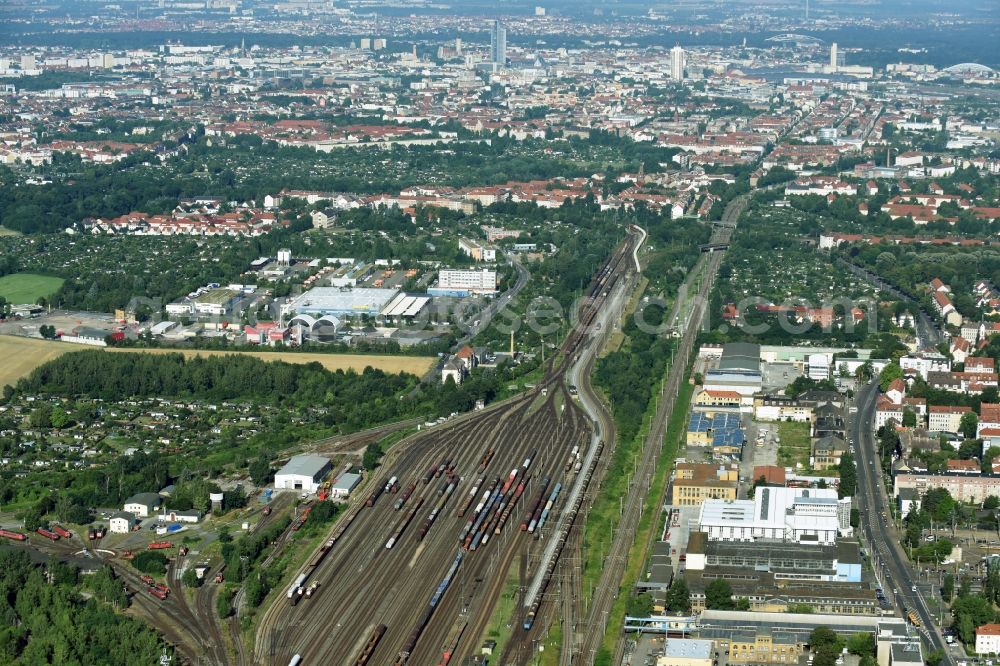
top-left (0, 335), bottom-right (435, 387)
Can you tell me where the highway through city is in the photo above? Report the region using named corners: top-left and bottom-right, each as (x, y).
top-left (853, 380), bottom-right (954, 664)
top-left (254, 231), bottom-right (642, 666)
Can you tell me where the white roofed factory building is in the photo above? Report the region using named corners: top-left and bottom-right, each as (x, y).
top-left (697, 487), bottom-right (851, 545)
top-left (274, 455), bottom-right (332, 493)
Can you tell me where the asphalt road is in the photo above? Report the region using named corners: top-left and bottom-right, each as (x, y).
top-left (853, 380), bottom-right (954, 664)
top-left (837, 259), bottom-right (945, 349)
top-left (452, 256), bottom-right (530, 350)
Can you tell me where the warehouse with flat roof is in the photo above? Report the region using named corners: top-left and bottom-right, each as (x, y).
top-left (704, 342), bottom-right (762, 403)
top-left (281, 287), bottom-right (399, 318)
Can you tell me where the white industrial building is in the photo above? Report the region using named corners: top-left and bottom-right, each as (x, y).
top-left (123, 492), bottom-right (161, 518)
top-left (109, 511), bottom-right (136, 534)
top-left (702, 343), bottom-right (762, 405)
top-left (274, 455), bottom-right (332, 493)
top-left (807, 353), bottom-right (830, 380)
top-left (156, 509), bottom-right (202, 524)
top-left (432, 268), bottom-right (498, 295)
top-left (281, 287), bottom-right (399, 319)
top-left (697, 487), bottom-right (851, 545)
top-left (329, 472), bottom-right (362, 498)
top-left (379, 292), bottom-right (431, 322)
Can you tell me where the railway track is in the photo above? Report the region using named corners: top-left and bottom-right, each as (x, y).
top-left (577, 197), bottom-right (744, 663)
top-left (252, 232), bottom-right (641, 666)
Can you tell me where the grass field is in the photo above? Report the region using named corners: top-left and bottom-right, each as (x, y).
top-left (0, 273), bottom-right (64, 304)
top-left (776, 421), bottom-right (812, 469)
top-left (0, 226), bottom-right (20, 237)
top-left (0, 335), bottom-right (436, 387)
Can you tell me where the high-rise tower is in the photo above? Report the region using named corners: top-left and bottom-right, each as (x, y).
top-left (670, 45), bottom-right (685, 81)
top-left (490, 20), bottom-right (507, 66)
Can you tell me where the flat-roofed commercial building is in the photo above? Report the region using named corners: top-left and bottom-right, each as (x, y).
top-left (431, 268), bottom-right (498, 296)
top-left (281, 287), bottom-right (399, 319)
top-left (698, 487), bottom-right (851, 545)
top-left (704, 343), bottom-right (762, 404)
top-left (656, 639), bottom-right (713, 666)
top-left (685, 533), bottom-right (862, 583)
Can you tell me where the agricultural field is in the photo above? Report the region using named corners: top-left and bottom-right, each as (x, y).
top-left (0, 334), bottom-right (435, 387)
top-left (0, 273), bottom-right (64, 304)
top-left (0, 336), bottom-right (77, 387)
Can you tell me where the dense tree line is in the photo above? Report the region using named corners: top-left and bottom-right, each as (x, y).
top-left (0, 549), bottom-right (162, 663)
top-left (17, 350), bottom-right (417, 408)
top-left (595, 305), bottom-right (675, 444)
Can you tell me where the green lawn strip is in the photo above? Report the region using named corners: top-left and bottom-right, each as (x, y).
top-left (537, 615), bottom-right (563, 666)
top-left (480, 563), bottom-right (522, 659)
top-left (598, 379), bottom-right (694, 657)
top-left (0, 273), bottom-right (64, 303)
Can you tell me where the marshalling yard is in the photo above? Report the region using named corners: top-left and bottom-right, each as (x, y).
top-left (253, 230), bottom-right (643, 665)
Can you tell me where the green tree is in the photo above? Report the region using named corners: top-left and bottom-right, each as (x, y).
top-left (953, 594), bottom-right (994, 644)
top-left (362, 442), bottom-right (382, 470)
top-left (847, 632), bottom-right (875, 657)
top-left (923, 488), bottom-right (956, 523)
top-left (705, 579), bottom-right (735, 610)
top-left (50, 407), bottom-right (70, 429)
top-left (216, 586), bottom-right (235, 619)
top-left (625, 592), bottom-right (654, 617)
top-left (838, 453), bottom-right (857, 498)
top-left (960, 411), bottom-right (979, 439)
top-left (132, 551), bottom-right (167, 575)
top-left (182, 566), bottom-right (203, 588)
top-left (248, 457), bottom-right (272, 485)
top-left (878, 362), bottom-right (903, 391)
top-left (925, 649), bottom-right (945, 666)
top-left (29, 403), bottom-right (52, 428)
top-left (244, 572), bottom-right (270, 607)
top-left (985, 496), bottom-right (1000, 511)
top-left (809, 626), bottom-right (841, 652)
top-left (902, 409), bottom-right (916, 427)
top-left (665, 578), bottom-right (691, 612)
top-left (942, 573), bottom-right (955, 602)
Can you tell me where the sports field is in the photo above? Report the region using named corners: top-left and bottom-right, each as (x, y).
top-left (0, 273), bottom-right (64, 304)
top-left (0, 335), bottom-right (435, 387)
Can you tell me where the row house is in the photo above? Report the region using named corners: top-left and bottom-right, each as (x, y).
top-left (784, 176), bottom-right (857, 197)
top-left (931, 291), bottom-right (963, 327)
top-left (899, 352), bottom-right (950, 379)
top-left (926, 371), bottom-right (998, 394)
top-left (927, 406), bottom-right (971, 434)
